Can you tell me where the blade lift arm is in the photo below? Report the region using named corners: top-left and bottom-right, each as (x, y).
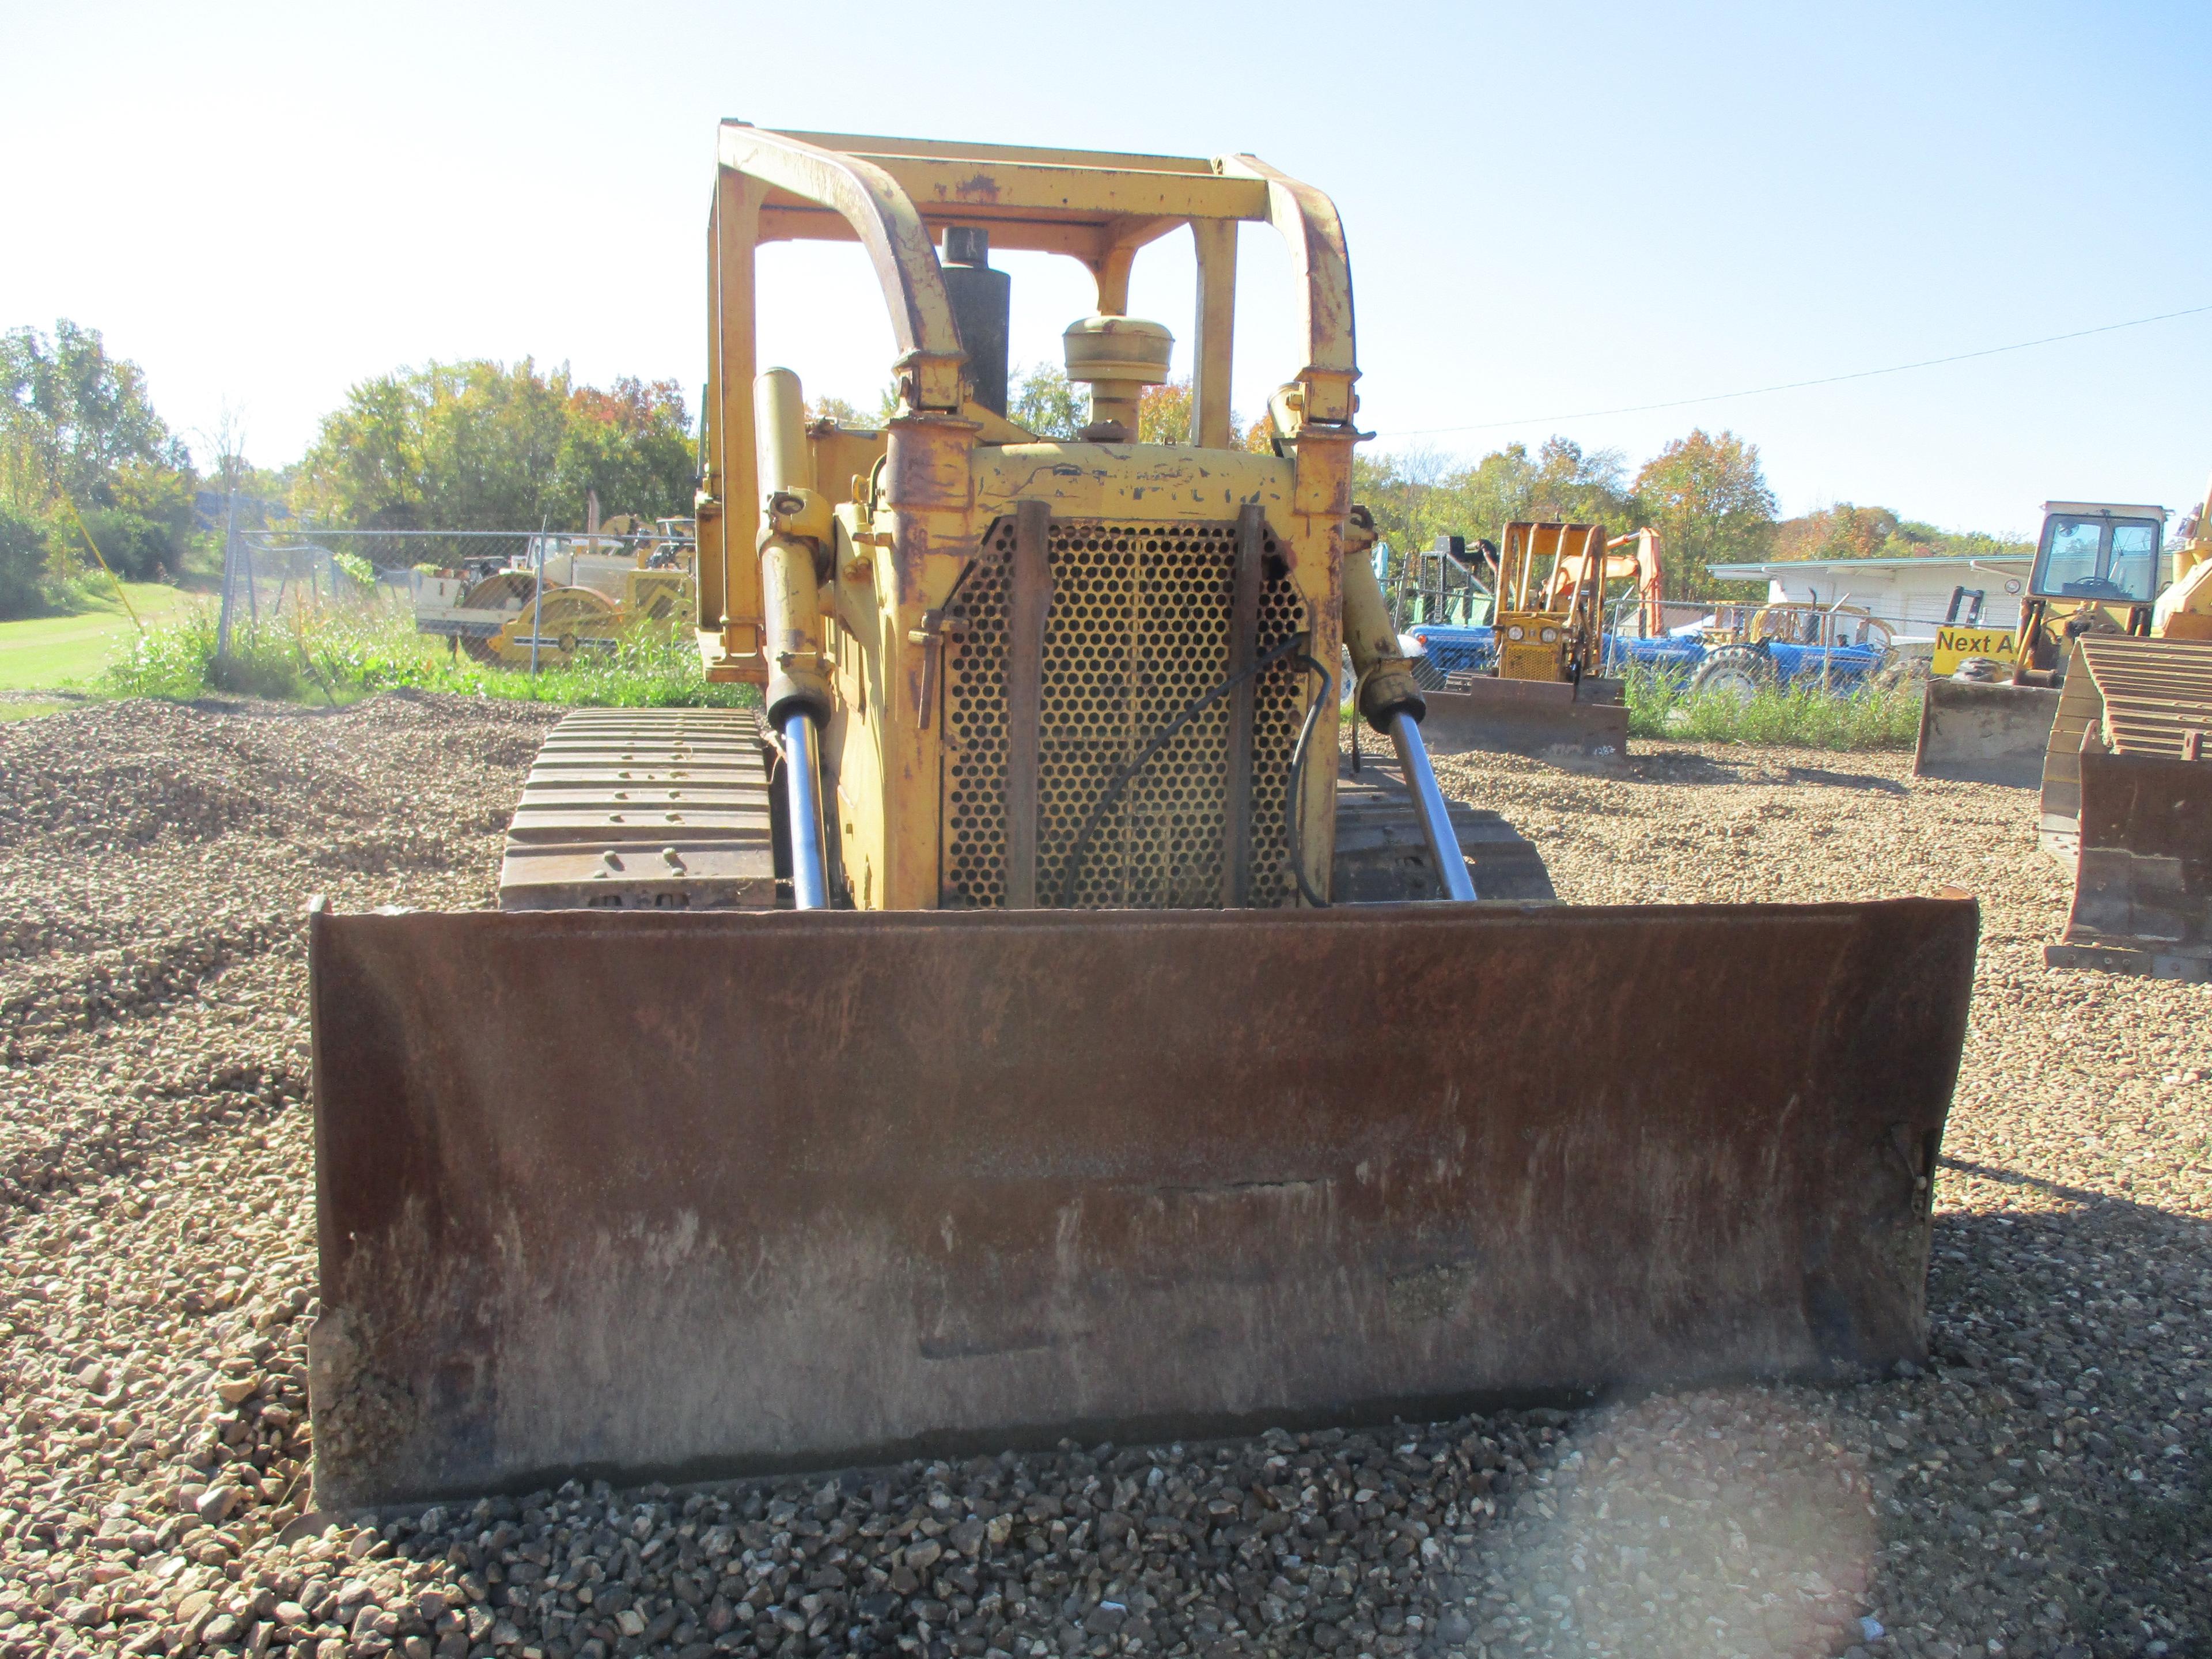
top-left (1343, 510), bottom-right (1476, 901)
top-left (756, 368), bottom-right (835, 908)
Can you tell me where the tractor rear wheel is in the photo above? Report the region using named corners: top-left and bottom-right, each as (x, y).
top-left (1690, 644), bottom-right (1777, 704)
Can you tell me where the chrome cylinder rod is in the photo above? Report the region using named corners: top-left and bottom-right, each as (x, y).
top-left (781, 710), bottom-right (830, 910)
top-left (1387, 710), bottom-right (1477, 902)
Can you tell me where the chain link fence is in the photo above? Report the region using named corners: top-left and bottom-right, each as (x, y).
top-left (211, 527), bottom-right (687, 662)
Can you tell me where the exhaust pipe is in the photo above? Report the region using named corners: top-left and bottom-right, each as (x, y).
top-left (1387, 710), bottom-right (1477, 901)
top-left (756, 367), bottom-right (834, 908)
top-left (941, 226), bottom-right (1010, 416)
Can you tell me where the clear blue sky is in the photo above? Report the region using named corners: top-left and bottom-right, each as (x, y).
top-left (4, 0), bottom-right (2206, 537)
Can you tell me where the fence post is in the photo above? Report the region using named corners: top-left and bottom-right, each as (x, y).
top-left (216, 490), bottom-right (240, 661)
top-left (529, 531), bottom-right (546, 675)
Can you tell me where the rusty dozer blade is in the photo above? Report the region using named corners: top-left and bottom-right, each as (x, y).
top-left (2046, 745), bottom-right (2212, 982)
top-left (1913, 678), bottom-right (2062, 786)
top-left (308, 896), bottom-right (1976, 1508)
top-left (1418, 676), bottom-right (1630, 759)
top-left (2041, 637), bottom-right (2212, 979)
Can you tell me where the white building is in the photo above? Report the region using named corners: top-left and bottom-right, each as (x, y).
top-left (1703, 553), bottom-right (2035, 643)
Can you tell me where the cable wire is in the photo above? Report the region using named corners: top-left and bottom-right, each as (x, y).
top-left (1376, 301), bottom-right (2212, 440)
top-left (1055, 632), bottom-right (1309, 908)
top-left (1284, 652), bottom-right (1334, 910)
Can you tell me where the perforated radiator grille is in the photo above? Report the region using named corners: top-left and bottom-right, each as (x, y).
top-left (941, 517), bottom-right (1309, 909)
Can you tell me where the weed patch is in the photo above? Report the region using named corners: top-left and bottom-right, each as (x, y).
top-left (103, 604), bottom-right (755, 710)
top-left (1625, 669), bottom-right (1922, 749)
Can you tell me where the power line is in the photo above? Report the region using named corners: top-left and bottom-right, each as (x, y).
top-left (1374, 301), bottom-right (2212, 440)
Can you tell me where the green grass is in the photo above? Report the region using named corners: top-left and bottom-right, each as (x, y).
top-left (0, 582), bottom-right (204, 691)
top-left (102, 603), bottom-right (757, 710)
top-left (90, 604), bottom-right (1921, 746)
top-left (1622, 668), bottom-right (1923, 749)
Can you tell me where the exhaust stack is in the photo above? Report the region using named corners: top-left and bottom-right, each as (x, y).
top-left (942, 226), bottom-right (1010, 417)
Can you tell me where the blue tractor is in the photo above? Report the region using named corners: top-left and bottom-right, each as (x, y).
top-left (1408, 602), bottom-right (1898, 697)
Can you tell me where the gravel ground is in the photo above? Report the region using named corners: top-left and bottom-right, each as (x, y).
top-left (0, 696), bottom-right (2205, 1659)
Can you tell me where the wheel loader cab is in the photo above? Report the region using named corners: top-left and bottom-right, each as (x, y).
top-left (2030, 507), bottom-right (2162, 606)
top-left (2013, 501), bottom-right (2167, 683)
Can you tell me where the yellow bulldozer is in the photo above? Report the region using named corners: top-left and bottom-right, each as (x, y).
top-left (1915, 492), bottom-right (2211, 980)
top-left (306, 128), bottom-right (1979, 1508)
top-left (411, 517), bottom-right (697, 669)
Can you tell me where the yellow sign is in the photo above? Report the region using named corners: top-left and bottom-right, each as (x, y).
top-left (1933, 624), bottom-right (2016, 676)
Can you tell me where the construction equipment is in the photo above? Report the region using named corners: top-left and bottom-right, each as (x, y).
top-left (2040, 635), bottom-right (2212, 979)
top-left (1417, 522), bottom-right (1637, 757)
top-left (1391, 534), bottom-right (1495, 645)
top-left (1914, 501), bottom-right (2165, 785)
top-left (1688, 604), bottom-right (1899, 699)
top-left (1909, 487), bottom-right (2211, 975)
top-left (2033, 480), bottom-right (2212, 978)
top-left (306, 128), bottom-right (1979, 1508)
top-left (411, 519), bottom-right (696, 666)
top-left (1403, 529), bottom-right (1672, 675)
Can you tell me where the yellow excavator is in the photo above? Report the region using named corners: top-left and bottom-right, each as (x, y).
top-left (306, 128), bottom-right (1978, 1508)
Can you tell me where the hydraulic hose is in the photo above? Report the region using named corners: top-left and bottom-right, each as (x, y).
top-left (1387, 710), bottom-right (1477, 902)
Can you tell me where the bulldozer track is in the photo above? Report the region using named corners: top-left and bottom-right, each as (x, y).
top-left (494, 710), bottom-right (1551, 911)
top-left (497, 708), bottom-right (777, 911)
top-left (1332, 759), bottom-right (1556, 903)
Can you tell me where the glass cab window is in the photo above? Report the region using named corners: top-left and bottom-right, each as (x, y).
top-left (2031, 514), bottom-right (2162, 604)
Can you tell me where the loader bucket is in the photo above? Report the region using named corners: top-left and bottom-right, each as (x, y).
top-left (1419, 676), bottom-right (1630, 759)
top-left (2045, 747), bottom-right (2212, 982)
top-left (1912, 678), bottom-right (2062, 786)
top-left (307, 896), bottom-right (1976, 1508)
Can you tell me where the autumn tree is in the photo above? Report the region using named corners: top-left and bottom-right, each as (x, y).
top-left (1770, 503), bottom-right (2028, 563)
top-left (296, 360), bottom-right (695, 530)
top-left (806, 396), bottom-right (868, 427)
top-left (1357, 437), bottom-right (1633, 594)
top-left (556, 377), bottom-right (696, 525)
top-left (0, 320), bottom-right (189, 512)
top-left (1135, 380), bottom-right (1194, 444)
top-left (1630, 428), bottom-right (1777, 599)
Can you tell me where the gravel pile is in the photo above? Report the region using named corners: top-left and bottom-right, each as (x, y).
top-left (0, 702), bottom-right (2205, 1659)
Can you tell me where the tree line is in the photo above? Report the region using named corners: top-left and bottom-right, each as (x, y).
top-left (0, 322), bottom-right (699, 618)
top-left (992, 367), bottom-right (2031, 604)
top-left (0, 321), bottom-right (2030, 621)
top-left (0, 322), bottom-right (197, 614)
top-left (1349, 431), bottom-right (2029, 603)
top-left (294, 361), bottom-right (695, 532)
